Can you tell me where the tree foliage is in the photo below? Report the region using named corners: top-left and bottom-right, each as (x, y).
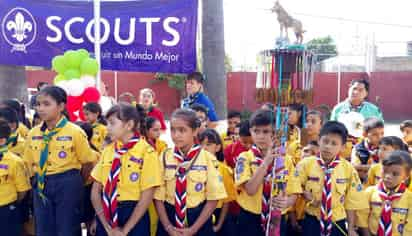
top-left (307, 36), bottom-right (338, 62)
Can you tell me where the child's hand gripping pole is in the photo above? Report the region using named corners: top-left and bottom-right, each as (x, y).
top-left (267, 110), bottom-right (288, 236)
top-left (266, 145), bottom-right (287, 236)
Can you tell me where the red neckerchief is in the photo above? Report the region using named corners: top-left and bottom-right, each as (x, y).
top-left (377, 181), bottom-right (406, 236)
top-left (173, 144), bottom-right (202, 228)
top-left (317, 155), bottom-right (341, 236)
top-left (102, 133), bottom-right (140, 228)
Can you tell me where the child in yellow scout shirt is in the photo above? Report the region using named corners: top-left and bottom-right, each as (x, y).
top-left (76, 121), bottom-right (101, 236)
top-left (296, 121), bottom-right (366, 236)
top-left (287, 104), bottom-right (305, 161)
top-left (221, 111), bottom-right (241, 149)
top-left (287, 110), bottom-right (323, 233)
top-left (145, 117), bottom-right (168, 155)
top-left (352, 117), bottom-right (385, 183)
top-left (0, 107), bottom-right (33, 235)
top-left (357, 151), bottom-right (412, 236)
top-left (235, 109), bottom-right (301, 236)
top-left (0, 121), bottom-right (31, 236)
top-left (305, 110), bottom-right (323, 145)
top-left (199, 128), bottom-right (237, 236)
top-left (143, 116), bottom-right (168, 236)
top-left (400, 120), bottom-right (412, 153)
top-left (24, 86), bottom-right (96, 236)
top-left (0, 107), bottom-right (26, 157)
top-left (84, 102), bottom-right (108, 151)
top-left (190, 103), bottom-right (209, 134)
top-left (0, 99), bottom-right (31, 139)
top-left (367, 136), bottom-right (409, 187)
top-left (91, 103), bottom-right (161, 236)
top-left (154, 109), bottom-right (227, 236)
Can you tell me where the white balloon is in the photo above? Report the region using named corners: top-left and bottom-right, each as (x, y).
top-left (81, 75), bottom-right (96, 88)
top-left (55, 80), bottom-right (70, 94)
top-left (66, 79), bottom-right (85, 96)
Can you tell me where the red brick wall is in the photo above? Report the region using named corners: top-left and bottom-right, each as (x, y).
top-left (26, 70), bottom-right (412, 120)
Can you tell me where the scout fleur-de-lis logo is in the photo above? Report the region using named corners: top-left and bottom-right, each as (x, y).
top-left (7, 12), bottom-right (32, 42)
top-left (1, 7), bottom-right (37, 52)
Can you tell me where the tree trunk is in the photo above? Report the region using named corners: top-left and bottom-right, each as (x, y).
top-left (201, 0), bottom-right (227, 119)
top-left (0, 65), bottom-right (28, 105)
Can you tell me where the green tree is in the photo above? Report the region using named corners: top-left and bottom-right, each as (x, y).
top-left (307, 36), bottom-right (338, 62)
top-left (225, 54), bottom-right (233, 73)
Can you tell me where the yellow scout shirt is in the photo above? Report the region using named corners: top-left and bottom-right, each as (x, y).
top-left (295, 156), bottom-right (366, 222)
top-left (356, 186), bottom-right (412, 236)
top-left (17, 123), bottom-right (29, 139)
top-left (0, 152), bottom-right (31, 206)
top-left (154, 149), bottom-right (227, 208)
top-left (221, 131), bottom-right (234, 150)
top-left (8, 134), bottom-right (25, 157)
top-left (287, 126), bottom-right (302, 166)
top-left (216, 161), bottom-right (236, 209)
top-left (24, 121), bottom-right (95, 176)
top-left (92, 139), bottom-right (161, 201)
top-left (234, 150), bottom-right (302, 215)
top-left (92, 123), bottom-right (107, 151)
top-left (367, 163), bottom-right (382, 187)
top-left (155, 139), bottom-right (167, 155)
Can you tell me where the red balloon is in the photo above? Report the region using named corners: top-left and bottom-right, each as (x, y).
top-left (82, 87), bottom-right (101, 103)
top-left (66, 96), bottom-right (84, 121)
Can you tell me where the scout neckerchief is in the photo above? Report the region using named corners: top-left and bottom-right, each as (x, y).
top-left (102, 133), bottom-right (140, 228)
top-left (0, 145), bottom-right (8, 161)
top-left (364, 139), bottom-right (379, 164)
top-left (174, 144), bottom-right (202, 228)
top-left (92, 122), bottom-right (98, 129)
top-left (182, 92), bottom-right (200, 108)
top-left (36, 117), bottom-right (68, 201)
top-left (317, 155), bottom-right (341, 236)
top-left (377, 181), bottom-right (406, 236)
top-left (251, 145), bottom-right (274, 232)
top-left (7, 132), bottom-right (18, 148)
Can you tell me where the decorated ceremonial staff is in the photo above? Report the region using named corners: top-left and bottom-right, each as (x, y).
top-left (266, 53), bottom-right (289, 236)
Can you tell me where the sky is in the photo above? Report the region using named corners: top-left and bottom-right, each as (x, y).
top-left (223, 0), bottom-right (412, 70)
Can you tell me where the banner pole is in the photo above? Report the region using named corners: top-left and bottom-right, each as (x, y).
top-left (93, 0), bottom-right (101, 91)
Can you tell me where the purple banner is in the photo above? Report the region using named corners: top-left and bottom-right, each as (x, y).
top-left (0, 0), bottom-right (198, 73)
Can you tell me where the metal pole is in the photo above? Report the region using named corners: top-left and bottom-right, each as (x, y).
top-left (337, 57), bottom-right (341, 103)
top-left (93, 0), bottom-right (101, 91)
top-left (114, 71), bottom-right (118, 101)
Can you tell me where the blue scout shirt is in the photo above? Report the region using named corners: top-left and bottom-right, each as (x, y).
top-left (181, 92), bottom-right (218, 121)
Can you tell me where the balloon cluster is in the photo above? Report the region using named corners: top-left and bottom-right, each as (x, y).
top-left (52, 49), bottom-right (101, 121)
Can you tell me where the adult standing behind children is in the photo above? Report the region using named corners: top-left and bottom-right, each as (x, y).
top-left (330, 79), bottom-right (383, 121)
top-left (139, 88), bottom-right (167, 131)
top-left (181, 72), bottom-right (219, 128)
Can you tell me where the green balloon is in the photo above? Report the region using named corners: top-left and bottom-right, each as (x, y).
top-left (64, 69), bottom-right (81, 80)
top-left (64, 50), bottom-right (82, 69)
top-left (77, 49), bottom-right (90, 61)
top-left (53, 74), bottom-right (67, 84)
top-left (80, 58), bottom-right (99, 76)
top-left (52, 56), bottom-right (67, 74)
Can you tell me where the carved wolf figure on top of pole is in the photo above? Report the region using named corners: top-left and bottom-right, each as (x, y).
top-left (271, 1), bottom-right (305, 44)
